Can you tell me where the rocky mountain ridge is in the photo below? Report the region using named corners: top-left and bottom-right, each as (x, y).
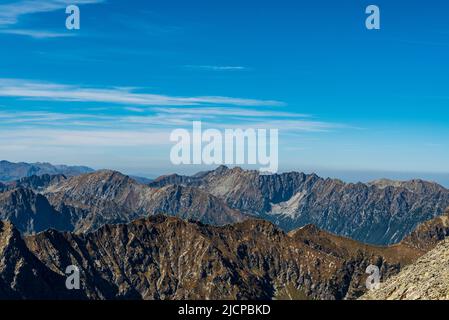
top-left (150, 166), bottom-right (449, 245)
top-left (0, 215), bottom-right (428, 300)
top-left (0, 170), bottom-right (245, 234)
top-left (2, 165), bottom-right (449, 246)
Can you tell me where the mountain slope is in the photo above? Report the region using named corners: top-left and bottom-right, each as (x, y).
top-left (151, 166), bottom-right (449, 245)
top-left (43, 170), bottom-right (245, 233)
top-left (5, 174), bottom-right (67, 192)
top-left (0, 220), bottom-right (84, 299)
top-left (361, 237), bottom-right (449, 300)
top-left (144, 184), bottom-right (245, 225)
top-left (400, 208), bottom-right (449, 252)
top-left (0, 188), bottom-right (73, 234)
top-left (22, 215), bottom-right (423, 300)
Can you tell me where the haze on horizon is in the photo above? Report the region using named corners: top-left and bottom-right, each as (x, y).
top-left (1, 0), bottom-right (448, 185)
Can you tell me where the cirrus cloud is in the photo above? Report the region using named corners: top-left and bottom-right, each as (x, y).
top-left (0, 78), bottom-right (285, 107)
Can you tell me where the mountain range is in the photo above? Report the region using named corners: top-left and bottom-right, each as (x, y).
top-left (0, 169), bottom-right (245, 234)
top-left (1, 164), bottom-right (449, 246)
top-left (0, 214), bottom-right (427, 300)
top-left (1, 160), bottom-right (449, 300)
top-left (0, 160), bottom-right (94, 183)
top-left (150, 165), bottom-right (449, 245)
top-left (3, 208), bottom-right (449, 300)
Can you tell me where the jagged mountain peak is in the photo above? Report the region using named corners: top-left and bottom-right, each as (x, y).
top-left (45, 170), bottom-right (142, 196)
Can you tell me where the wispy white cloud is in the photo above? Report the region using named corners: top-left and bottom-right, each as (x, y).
top-left (0, 128), bottom-right (171, 147)
top-left (0, 28), bottom-right (74, 38)
top-left (0, 78), bottom-right (285, 107)
top-left (185, 65), bottom-right (248, 71)
top-left (0, 108), bottom-right (342, 133)
top-left (0, 0), bottom-right (104, 26)
top-left (152, 107), bottom-right (308, 118)
top-left (0, 0), bottom-right (104, 39)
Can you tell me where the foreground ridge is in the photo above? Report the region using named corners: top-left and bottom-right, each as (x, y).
top-left (0, 215), bottom-right (422, 300)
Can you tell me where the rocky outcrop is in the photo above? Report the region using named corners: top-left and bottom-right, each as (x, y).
top-left (361, 237), bottom-right (449, 300)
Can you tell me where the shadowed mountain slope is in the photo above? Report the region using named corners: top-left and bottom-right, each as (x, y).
top-left (0, 220), bottom-right (84, 299)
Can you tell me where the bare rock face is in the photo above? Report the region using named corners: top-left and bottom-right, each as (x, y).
top-left (0, 188), bottom-right (73, 234)
top-left (144, 185), bottom-right (245, 226)
top-left (361, 237), bottom-right (449, 300)
top-left (151, 166), bottom-right (449, 245)
top-left (43, 170), bottom-right (153, 233)
top-left (22, 216), bottom-right (422, 300)
top-left (6, 174), bottom-right (67, 192)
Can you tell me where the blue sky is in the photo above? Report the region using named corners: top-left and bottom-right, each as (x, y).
top-left (0, 0), bottom-right (449, 184)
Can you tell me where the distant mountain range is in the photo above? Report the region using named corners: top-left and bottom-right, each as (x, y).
top-left (1, 162), bottom-right (449, 246)
top-left (0, 160), bottom-right (94, 183)
top-left (150, 166), bottom-right (449, 245)
top-left (0, 169), bottom-right (245, 234)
